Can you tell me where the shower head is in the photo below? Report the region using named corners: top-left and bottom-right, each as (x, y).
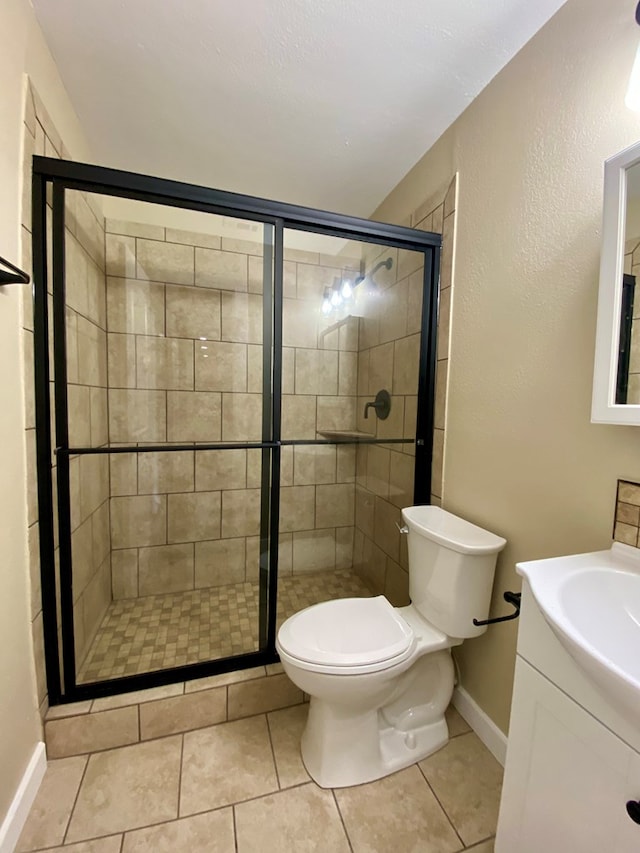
top-left (355, 256), bottom-right (393, 289)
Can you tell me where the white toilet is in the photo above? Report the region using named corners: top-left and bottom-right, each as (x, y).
top-left (276, 505), bottom-right (506, 788)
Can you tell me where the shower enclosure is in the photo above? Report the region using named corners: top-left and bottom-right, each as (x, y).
top-left (32, 156), bottom-right (441, 704)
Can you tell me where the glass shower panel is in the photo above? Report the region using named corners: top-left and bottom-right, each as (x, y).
top-left (71, 448), bottom-right (264, 683)
top-left (60, 191), bottom-right (273, 686)
top-left (278, 228), bottom-right (425, 610)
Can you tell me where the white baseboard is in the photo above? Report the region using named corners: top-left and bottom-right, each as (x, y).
top-left (0, 742), bottom-right (46, 853)
top-left (453, 686), bottom-right (507, 766)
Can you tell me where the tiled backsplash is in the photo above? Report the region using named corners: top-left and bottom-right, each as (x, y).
top-left (613, 479), bottom-right (640, 547)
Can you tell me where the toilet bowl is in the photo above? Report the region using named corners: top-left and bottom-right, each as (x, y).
top-left (276, 506), bottom-right (506, 788)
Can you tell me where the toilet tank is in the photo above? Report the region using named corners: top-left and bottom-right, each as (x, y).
top-left (401, 506), bottom-right (506, 639)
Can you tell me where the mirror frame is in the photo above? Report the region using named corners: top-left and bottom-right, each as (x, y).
top-left (592, 141), bottom-right (640, 424)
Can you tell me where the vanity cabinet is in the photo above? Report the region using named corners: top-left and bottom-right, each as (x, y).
top-left (496, 585), bottom-right (640, 852)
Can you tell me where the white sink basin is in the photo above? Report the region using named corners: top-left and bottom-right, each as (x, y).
top-left (517, 543), bottom-right (640, 727)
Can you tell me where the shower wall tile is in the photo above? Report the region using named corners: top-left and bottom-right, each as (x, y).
top-left (338, 351), bottom-right (358, 396)
top-left (165, 285), bottom-right (221, 340)
top-left (138, 451), bottom-right (195, 495)
top-left (221, 489), bottom-right (261, 539)
top-left (338, 317), bottom-right (360, 352)
top-left (106, 233), bottom-right (137, 278)
top-left (167, 491), bottom-right (221, 544)
top-left (282, 298), bottom-right (318, 349)
top-left (101, 218), bottom-right (365, 592)
top-left (279, 486), bottom-right (315, 533)
top-left (195, 247), bottom-right (248, 291)
top-left (110, 452), bottom-right (138, 497)
top-left (355, 486), bottom-right (375, 539)
top-left (293, 445), bottom-right (336, 486)
top-left (220, 292), bottom-right (262, 343)
top-left (107, 332), bottom-right (137, 388)
top-left (247, 344), bottom-right (263, 393)
top-left (106, 218), bottom-right (165, 240)
top-left (221, 393), bottom-right (262, 442)
top-left (109, 389), bottom-right (167, 442)
top-left (292, 529), bottom-right (336, 573)
top-left (281, 395), bottom-right (316, 440)
top-left (336, 526), bottom-right (355, 570)
top-left (388, 450), bottom-right (414, 509)
top-left (315, 484), bottom-right (355, 529)
top-left (368, 342), bottom-right (394, 395)
top-left (393, 334), bottom-right (421, 395)
top-left (294, 349), bottom-right (338, 395)
top-left (167, 391), bottom-right (221, 442)
top-left (373, 497), bottom-right (401, 563)
top-left (376, 395), bottom-right (405, 441)
top-left (136, 336), bottom-right (194, 390)
top-left (92, 501), bottom-right (111, 569)
top-left (112, 549), bottom-right (139, 600)
top-left (90, 388), bottom-right (109, 446)
top-left (196, 450), bottom-right (247, 492)
top-left (76, 316), bottom-right (107, 387)
top-left (80, 455), bottom-right (109, 519)
top-left (379, 278), bottom-right (409, 344)
top-left (138, 544), bottom-right (195, 596)
top-left (68, 384), bottom-right (92, 446)
top-left (107, 278), bottom-right (165, 336)
top-left (407, 269), bottom-right (424, 336)
top-left (111, 495), bottom-right (167, 549)
top-left (136, 238), bottom-right (194, 285)
top-left (166, 227), bottom-right (221, 249)
top-left (336, 445), bottom-right (356, 483)
top-left (366, 446), bottom-right (390, 497)
top-left (195, 341), bottom-right (247, 392)
top-left (195, 538), bottom-right (246, 588)
top-left (316, 396), bottom-right (356, 432)
top-left (222, 235), bottom-right (264, 256)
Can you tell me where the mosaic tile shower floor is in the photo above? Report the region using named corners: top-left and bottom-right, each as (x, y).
top-left (78, 569), bottom-right (371, 683)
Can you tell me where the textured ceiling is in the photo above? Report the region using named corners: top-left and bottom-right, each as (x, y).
top-left (33, 0), bottom-right (567, 216)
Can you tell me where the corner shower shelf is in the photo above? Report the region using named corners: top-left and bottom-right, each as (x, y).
top-left (317, 430), bottom-right (375, 441)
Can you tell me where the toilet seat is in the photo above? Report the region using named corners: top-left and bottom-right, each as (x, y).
top-left (276, 596), bottom-right (417, 675)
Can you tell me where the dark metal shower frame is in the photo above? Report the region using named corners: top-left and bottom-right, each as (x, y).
top-left (32, 155), bottom-right (441, 704)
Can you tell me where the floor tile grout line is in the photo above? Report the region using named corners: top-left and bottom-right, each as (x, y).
top-left (118, 831), bottom-right (125, 853)
top-left (264, 712), bottom-right (281, 789)
top-left (331, 789), bottom-right (354, 853)
top-left (60, 753), bottom-right (90, 846)
top-left (417, 760), bottom-right (465, 849)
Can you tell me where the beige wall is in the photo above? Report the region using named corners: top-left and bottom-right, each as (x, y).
top-left (0, 0), bottom-right (92, 828)
top-left (374, 0), bottom-right (640, 734)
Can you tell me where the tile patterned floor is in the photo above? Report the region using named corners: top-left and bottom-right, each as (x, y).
top-left (79, 569), bottom-right (372, 683)
top-left (20, 699), bottom-right (501, 852)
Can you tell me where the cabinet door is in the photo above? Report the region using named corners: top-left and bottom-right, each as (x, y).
top-left (496, 657), bottom-right (640, 853)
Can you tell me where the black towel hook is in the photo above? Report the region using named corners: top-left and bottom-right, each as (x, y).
top-left (0, 254), bottom-right (30, 286)
top-left (473, 591), bottom-right (521, 627)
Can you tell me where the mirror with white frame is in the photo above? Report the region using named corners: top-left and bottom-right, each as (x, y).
top-left (592, 141), bottom-right (640, 423)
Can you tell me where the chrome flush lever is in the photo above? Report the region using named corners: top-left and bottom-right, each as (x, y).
top-left (395, 522), bottom-right (409, 534)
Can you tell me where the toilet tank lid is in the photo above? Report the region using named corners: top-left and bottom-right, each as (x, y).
top-left (401, 506), bottom-right (506, 555)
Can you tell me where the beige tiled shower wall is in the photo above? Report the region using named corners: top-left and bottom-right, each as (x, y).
top-left (65, 190), bottom-right (109, 668)
top-left (104, 221), bottom-right (361, 597)
top-left (352, 176), bottom-right (457, 604)
top-left (21, 82), bottom-right (109, 713)
top-left (624, 237), bottom-right (640, 403)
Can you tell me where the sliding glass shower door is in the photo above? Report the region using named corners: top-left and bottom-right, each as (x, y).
top-left (32, 156), bottom-right (440, 704)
